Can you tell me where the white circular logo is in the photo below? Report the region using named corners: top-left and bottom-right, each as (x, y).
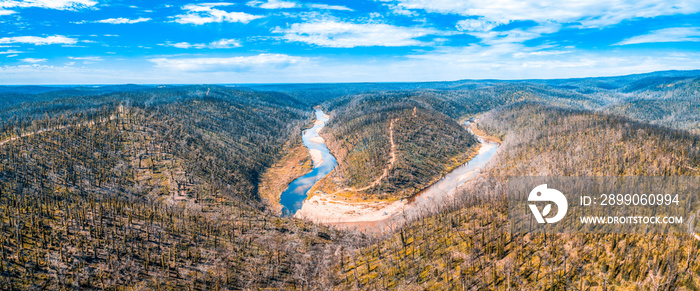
top-left (528, 184), bottom-right (568, 224)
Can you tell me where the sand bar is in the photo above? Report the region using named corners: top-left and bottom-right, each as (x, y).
top-left (309, 136), bottom-right (324, 143)
top-left (309, 149), bottom-right (323, 166)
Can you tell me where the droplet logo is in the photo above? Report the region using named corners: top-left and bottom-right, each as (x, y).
top-left (528, 184), bottom-right (567, 224)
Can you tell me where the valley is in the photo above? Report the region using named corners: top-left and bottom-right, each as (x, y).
top-left (279, 109), bottom-right (337, 215)
top-left (4, 0), bottom-right (700, 289)
top-left (1, 70), bottom-right (700, 289)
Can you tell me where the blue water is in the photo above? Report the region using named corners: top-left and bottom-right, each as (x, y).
top-left (411, 125), bottom-right (499, 201)
top-left (280, 110), bottom-right (338, 216)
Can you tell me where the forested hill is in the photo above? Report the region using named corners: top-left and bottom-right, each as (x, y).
top-left (3, 69), bottom-right (699, 128)
top-left (247, 69), bottom-right (700, 129)
top-left (0, 86), bottom-right (313, 201)
top-left (0, 85), bottom-right (306, 121)
top-left (310, 92), bottom-right (481, 200)
top-left (338, 103), bottom-right (700, 290)
top-left (0, 86), bottom-right (356, 289)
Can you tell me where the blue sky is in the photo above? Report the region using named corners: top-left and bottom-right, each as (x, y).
top-left (1, 0), bottom-right (700, 84)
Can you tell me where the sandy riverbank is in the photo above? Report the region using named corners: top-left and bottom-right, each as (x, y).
top-left (294, 167), bottom-right (481, 225)
top-left (295, 194), bottom-right (407, 223)
top-left (309, 149), bottom-right (324, 166)
top-left (309, 136), bottom-right (325, 143)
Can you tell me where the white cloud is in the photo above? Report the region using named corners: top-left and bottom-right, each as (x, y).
top-left (247, 0), bottom-right (298, 9)
top-left (4, 50), bottom-right (700, 84)
top-left (173, 3), bottom-right (262, 25)
top-left (20, 58), bottom-right (46, 63)
top-left (512, 50), bottom-right (572, 58)
top-left (0, 49), bottom-right (21, 54)
top-left (148, 53), bottom-right (305, 71)
top-left (169, 42), bottom-right (194, 49)
top-left (68, 56), bottom-right (103, 61)
top-left (67, 56), bottom-right (102, 64)
top-left (389, 0), bottom-right (700, 28)
top-left (0, 0), bottom-right (96, 10)
top-left (308, 4), bottom-right (352, 11)
top-left (274, 20), bottom-right (438, 48)
top-left (384, 3), bottom-right (418, 16)
top-left (0, 8), bottom-right (15, 15)
top-left (475, 23), bottom-right (560, 45)
top-left (616, 27), bottom-right (700, 45)
top-left (164, 38), bottom-right (242, 49)
top-left (0, 64), bottom-right (169, 85)
top-left (456, 19), bottom-right (496, 32)
top-left (394, 47), bottom-right (700, 81)
top-left (95, 17), bottom-right (151, 24)
top-left (0, 35), bottom-right (78, 45)
top-left (208, 39), bottom-right (242, 48)
top-left (186, 3), bottom-right (236, 8)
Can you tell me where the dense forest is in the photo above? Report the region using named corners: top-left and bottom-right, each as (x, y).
top-left (1, 70), bottom-right (700, 289)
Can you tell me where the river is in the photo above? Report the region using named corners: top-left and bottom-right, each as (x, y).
top-left (400, 126), bottom-right (498, 212)
top-left (321, 123), bottom-right (499, 231)
top-left (409, 124), bottom-right (498, 205)
top-left (280, 110), bottom-right (338, 215)
top-left (286, 114), bottom-right (500, 230)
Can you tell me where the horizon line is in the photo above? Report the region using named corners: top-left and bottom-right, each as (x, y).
top-left (1, 68), bottom-right (699, 87)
